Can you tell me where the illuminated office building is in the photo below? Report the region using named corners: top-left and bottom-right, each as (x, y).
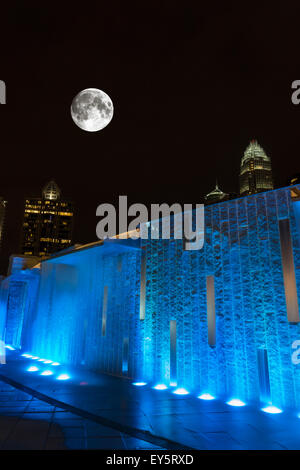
top-left (21, 180), bottom-right (74, 257)
top-left (239, 140), bottom-right (273, 196)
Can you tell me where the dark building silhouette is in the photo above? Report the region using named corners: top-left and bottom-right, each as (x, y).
top-left (21, 180), bottom-right (74, 257)
top-left (0, 197), bottom-right (7, 252)
top-left (239, 140), bottom-right (273, 196)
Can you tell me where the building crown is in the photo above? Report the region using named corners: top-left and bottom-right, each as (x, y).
top-left (241, 139), bottom-right (270, 166)
top-left (205, 180), bottom-right (227, 201)
top-left (42, 180), bottom-right (61, 201)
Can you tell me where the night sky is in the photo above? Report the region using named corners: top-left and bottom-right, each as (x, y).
top-left (0, 2), bottom-right (300, 274)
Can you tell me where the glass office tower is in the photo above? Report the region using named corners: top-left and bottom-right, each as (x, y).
top-left (239, 140), bottom-right (273, 196)
top-left (21, 180), bottom-right (74, 257)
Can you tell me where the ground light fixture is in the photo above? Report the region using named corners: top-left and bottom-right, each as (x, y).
top-left (226, 399), bottom-right (246, 407)
top-left (261, 405), bottom-right (283, 414)
top-left (18, 352), bottom-right (290, 416)
top-left (40, 370), bottom-right (53, 376)
top-left (198, 393), bottom-right (215, 400)
top-left (21, 353), bottom-right (59, 365)
top-left (153, 384), bottom-right (168, 390)
top-left (173, 388), bottom-right (189, 395)
top-left (56, 374), bottom-right (70, 380)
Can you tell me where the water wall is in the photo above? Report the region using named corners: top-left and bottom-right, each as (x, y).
top-left (19, 241), bottom-right (142, 376)
top-left (140, 186), bottom-right (300, 408)
top-left (0, 186), bottom-right (300, 409)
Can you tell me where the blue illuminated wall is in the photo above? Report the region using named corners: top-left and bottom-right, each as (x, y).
top-left (140, 185), bottom-right (300, 409)
top-left (19, 242), bottom-right (143, 375)
top-left (1, 270), bottom-right (39, 348)
top-left (0, 186), bottom-right (300, 410)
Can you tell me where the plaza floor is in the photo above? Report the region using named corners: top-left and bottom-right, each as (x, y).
top-left (0, 380), bottom-right (165, 450)
top-left (0, 350), bottom-right (299, 450)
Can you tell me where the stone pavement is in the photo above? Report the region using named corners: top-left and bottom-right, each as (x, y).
top-left (0, 381), bottom-right (164, 450)
top-left (1, 350), bottom-right (300, 450)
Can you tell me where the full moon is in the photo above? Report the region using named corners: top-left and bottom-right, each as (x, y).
top-left (71, 88), bottom-right (114, 132)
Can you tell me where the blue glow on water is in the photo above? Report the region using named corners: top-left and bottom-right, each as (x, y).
top-left (132, 382), bottom-right (147, 386)
top-left (169, 382), bottom-right (177, 387)
top-left (261, 405), bottom-right (282, 414)
top-left (41, 370), bottom-right (53, 376)
top-left (21, 353), bottom-right (31, 357)
top-left (153, 384), bottom-right (168, 390)
top-left (5, 345), bottom-right (15, 350)
top-left (38, 358), bottom-right (46, 362)
top-left (27, 366), bottom-right (39, 372)
top-left (56, 374), bottom-right (70, 380)
top-left (31, 356), bottom-right (39, 360)
top-left (43, 360), bottom-right (52, 364)
top-left (51, 362), bottom-right (60, 366)
top-left (173, 388), bottom-right (189, 395)
top-left (198, 393), bottom-right (215, 400)
top-left (226, 399), bottom-right (246, 407)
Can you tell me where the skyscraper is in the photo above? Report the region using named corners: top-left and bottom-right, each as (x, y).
top-left (239, 140), bottom-right (273, 196)
top-left (0, 197), bottom-right (7, 251)
top-left (21, 180), bottom-right (74, 257)
top-left (204, 181), bottom-right (229, 204)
